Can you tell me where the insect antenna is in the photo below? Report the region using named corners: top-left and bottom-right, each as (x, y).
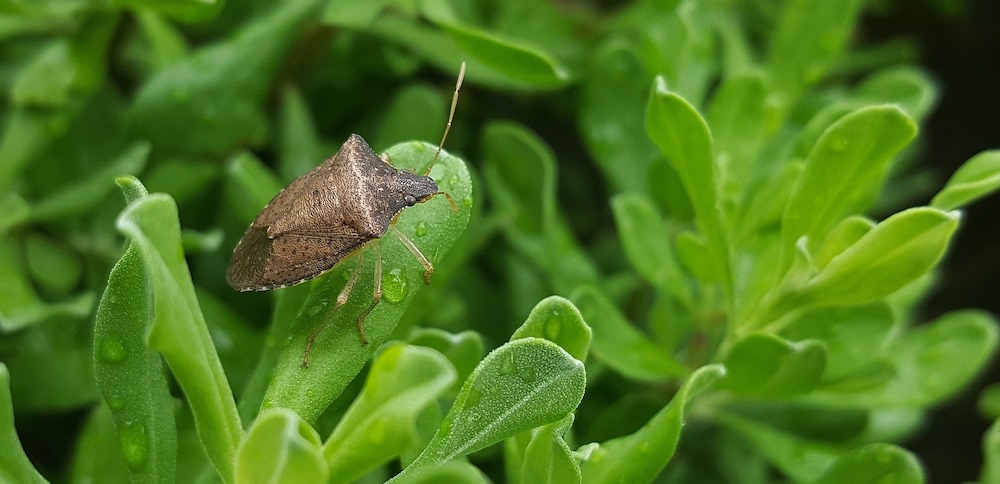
top-left (425, 61), bottom-right (466, 176)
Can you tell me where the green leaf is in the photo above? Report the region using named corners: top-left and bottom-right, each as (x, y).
top-left (397, 337), bottom-right (586, 479)
top-left (0, 363), bottom-right (47, 484)
top-left (23, 233), bottom-right (82, 295)
top-left (716, 411), bottom-right (841, 482)
top-left (421, 0), bottom-right (569, 88)
top-left (812, 216), bottom-right (876, 270)
top-left (645, 78), bottom-right (731, 295)
top-left (236, 408), bottom-right (328, 484)
top-left (768, 0), bottom-right (864, 102)
top-left (707, 73), bottom-right (767, 204)
top-left (407, 328), bottom-right (484, 389)
top-left (520, 414), bottom-right (580, 484)
top-left (277, 85), bottom-right (327, 181)
top-left (225, 151), bottom-right (285, 225)
top-left (30, 141), bottom-right (149, 222)
top-left (579, 41), bottom-right (658, 194)
top-left (814, 443), bottom-right (923, 484)
top-left (818, 310), bottom-right (998, 407)
top-left (983, 419), bottom-right (1000, 484)
top-left (261, 141), bottom-right (472, 423)
top-left (114, 0), bottom-right (225, 23)
top-left (128, 0), bottom-right (322, 156)
top-left (511, 296), bottom-right (592, 362)
top-left (579, 364), bottom-right (724, 483)
top-left (68, 405), bottom-right (131, 484)
top-left (94, 243), bottom-right (177, 481)
top-left (780, 105), bottom-right (917, 269)
top-left (0, 193), bottom-right (29, 235)
top-left (114, 177), bottom-right (242, 482)
top-left (723, 333), bottom-right (826, 397)
top-left (371, 83), bottom-right (447, 153)
top-left (781, 304), bottom-right (893, 384)
top-left (932, 150), bottom-right (1000, 210)
top-left (482, 121), bottom-right (599, 293)
top-left (611, 193), bottom-right (690, 306)
top-left (778, 207), bottom-right (959, 312)
top-left (395, 460), bottom-right (487, 484)
top-left (322, 343), bottom-right (457, 481)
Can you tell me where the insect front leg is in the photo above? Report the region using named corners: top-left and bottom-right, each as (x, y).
top-left (391, 224), bottom-right (434, 284)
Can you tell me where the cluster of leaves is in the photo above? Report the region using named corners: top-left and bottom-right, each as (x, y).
top-left (3, 0), bottom-right (1000, 482)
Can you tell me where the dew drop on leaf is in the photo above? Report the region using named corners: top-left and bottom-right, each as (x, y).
top-left (462, 196), bottom-right (473, 208)
top-left (415, 221), bottom-right (428, 237)
top-left (544, 311), bottom-right (563, 341)
top-left (465, 386), bottom-right (483, 408)
top-left (518, 366), bottom-right (537, 383)
top-left (499, 352), bottom-right (517, 376)
top-left (118, 420), bottom-right (149, 471)
top-left (383, 268), bottom-right (408, 303)
top-left (106, 394), bottom-right (125, 410)
top-left (449, 174), bottom-right (459, 188)
top-left (98, 336), bottom-right (127, 363)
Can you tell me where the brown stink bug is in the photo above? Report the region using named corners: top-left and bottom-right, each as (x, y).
top-left (227, 63), bottom-right (465, 366)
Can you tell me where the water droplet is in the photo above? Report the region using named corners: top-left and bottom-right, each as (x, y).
top-left (415, 221), bottom-right (427, 237)
top-left (465, 386), bottom-right (483, 408)
top-left (518, 366), bottom-right (537, 383)
top-left (383, 268), bottom-right (408, 303)
top-left (462, 196), bottom-right (473, 208)
top-left (413, 142), bottom-right (428, 153)
top-left (306, 388), bottom-right (315, 398)
top-left (544, 312), bottom-right (563, 341)
top-left (106, 394), bottom-right (125, 411)
top-left (99, 336), bottom-right (126, 363)
top-left (499, 352), bottom-right (517, 376)
top-left (449, 174), bottom-right (459, 188)
top-left (118, 420), bottom-right (149, 471)
top-left (829, 136), bottom-right (849, 152)
top-left (261, 398), bottom-right (273, 409)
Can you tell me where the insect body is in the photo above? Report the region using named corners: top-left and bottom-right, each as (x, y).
top-left (227, 62), bottom-right (465, 367)
top-left (226, 134), bottom-right (439, 292)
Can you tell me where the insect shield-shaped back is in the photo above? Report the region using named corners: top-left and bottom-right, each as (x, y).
top-left (226, 134), bottom-right (439, 291)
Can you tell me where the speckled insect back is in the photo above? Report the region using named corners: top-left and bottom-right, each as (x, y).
top-left (225, 134), bottom-right (439, 291)
top-left (226, 62), bottom-right (466, 366)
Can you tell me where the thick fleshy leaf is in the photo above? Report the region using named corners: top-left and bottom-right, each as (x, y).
top-left (780, 105), bottom-right (917, 269)
top-left (931, 150), bottom-right (1000, 211)
top-left (262, 142), bottom-right (472, 423)
top-left (397, 338), bottom-right (585, 479)
top-left (0, 364), bottom-right (47, 484)
top-left (94, 242), bottom-right (176, 481)
top-left (510, 296), bottom-right (592, 362)
top-left (520, 414), bottom-right (580, 484)
top-left (236, 408), bottom-right (328, 484)
top-left (814, 443), bottom-right (923, 484)
top-left (572, 286), bottom-right (687, 381)
top-left (779, 207), bottom-right (958, 311)
top-left (579, 364), bottom-right (725, 483)
top-left (322, 344), bottom-right (457, 481)
top-left (815, 310), bottom-right (998, 407)
top-left (645, 78), bottom-right (730, 293)
top-left (611, 193), bottom-right (690, 305)
top-left (115, 177), bottom-right (242, 481)
top-left (723, 333), bottom-right (826, 397)
top-left (128, 0), bottom-right (322, 156)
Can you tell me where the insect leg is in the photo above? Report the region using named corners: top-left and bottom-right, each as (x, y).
top-left (390, 224), bottom-right (434, 284)
top-left (355, 242), bottom-right (383, 344)
top-left (302, 252), bottom-right (365, 367)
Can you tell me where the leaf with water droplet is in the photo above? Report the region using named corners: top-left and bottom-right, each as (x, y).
top-left (93, 235), bottom-right (176, 483)
top-left (262, 141), bottom-right (473, 424)
top-left (395, 338), bottom-right (585, 480)
top-left (322, 343), bottom-right (456, 482)
top-left (779, 105), bottom-right (916, 272)
top-left (511, 296), bottom-right (591, 362)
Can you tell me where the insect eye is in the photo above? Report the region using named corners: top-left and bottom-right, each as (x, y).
top-left (404, 195), bottom-right (417, 205)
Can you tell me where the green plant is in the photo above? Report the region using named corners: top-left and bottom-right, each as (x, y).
top-left (3, 0), bottom-right (1000, 482)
